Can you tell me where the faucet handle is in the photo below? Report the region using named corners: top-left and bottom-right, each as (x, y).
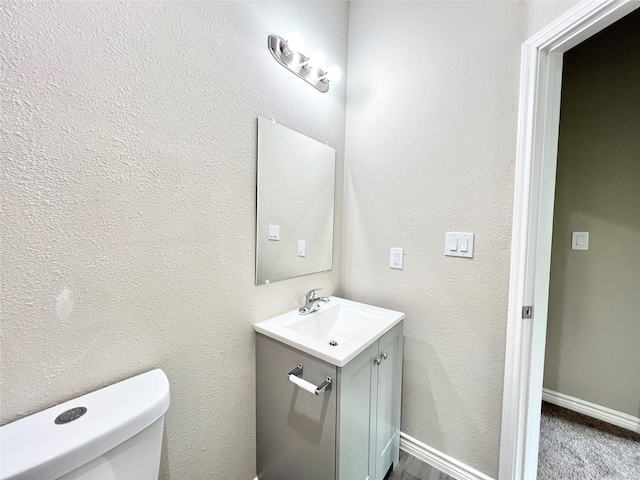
top-left (306, 288), bottom-right (324, 301)
top-left (299, 288), bottom-right (329, 315)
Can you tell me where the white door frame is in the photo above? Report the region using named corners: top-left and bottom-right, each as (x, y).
top-left (498, 1), bottom-right (640, 479)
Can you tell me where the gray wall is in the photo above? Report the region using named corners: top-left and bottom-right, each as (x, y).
top-left (342, 1), bottom-right (575, 477)
top-left (0, 2), bottom-right (348, 479)
top-left (543, 9), bottom-right (640, 419)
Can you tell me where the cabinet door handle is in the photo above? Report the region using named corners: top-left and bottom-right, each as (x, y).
top-left (374, 352), bottom-right (388, 365)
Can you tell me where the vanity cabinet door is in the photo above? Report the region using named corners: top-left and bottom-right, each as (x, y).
top-left (337, 341), bottom-right (378, 480)
top-left (374, 322), bottom-right (403, 480)
top-left (256, 334), bottom-right (337, 480)
top-left (337, 320), bottom-right (404, 480)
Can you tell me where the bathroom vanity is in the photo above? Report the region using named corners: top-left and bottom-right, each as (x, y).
top-left (255, 297), bottom-right (404, 480)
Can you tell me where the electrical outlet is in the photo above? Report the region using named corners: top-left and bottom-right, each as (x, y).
top-left (390, 247), bottom-right (403, 269)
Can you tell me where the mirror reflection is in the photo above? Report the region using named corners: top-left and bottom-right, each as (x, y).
top-left (255, 116), bottom-right (335, 285)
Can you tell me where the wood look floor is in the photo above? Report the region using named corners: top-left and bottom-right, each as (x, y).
top-left (385, 451), bottom-right (454, 480)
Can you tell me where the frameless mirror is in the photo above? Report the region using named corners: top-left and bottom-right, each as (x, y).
top-left (256, 116), bottom-right (335, 285)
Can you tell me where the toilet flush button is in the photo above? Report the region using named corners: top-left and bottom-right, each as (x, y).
top-left (55, 407), bottom-right (87, 424)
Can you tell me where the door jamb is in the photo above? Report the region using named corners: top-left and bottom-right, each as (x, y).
top-left (498, 1), bottom-right (640, 479)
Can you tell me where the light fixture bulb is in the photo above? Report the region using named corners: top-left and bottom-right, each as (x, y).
top-left (286, 32), bottom-right (304, 53)
top-left (306, 51), bottom-right (325, 70)
top-left (325, 65), bottom-right (342, 83)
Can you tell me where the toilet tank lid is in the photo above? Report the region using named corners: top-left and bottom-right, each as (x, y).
top-left (0, 368), bottom-right (170, 480)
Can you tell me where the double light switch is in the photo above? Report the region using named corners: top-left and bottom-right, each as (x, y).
top-left (445, 232), bottom-right (474, 258)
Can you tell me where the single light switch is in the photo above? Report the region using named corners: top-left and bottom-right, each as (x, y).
top-left (571, 232), bottom-right (589, 250)
top-left (298, 240), bottom-right (306, 257)
top-left (445, 232), bottom-right (474, 258)
top-left (268, 225), bottom-right (280, 241)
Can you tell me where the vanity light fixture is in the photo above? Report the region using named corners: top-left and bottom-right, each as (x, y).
top-left (267, 34), bottom-right (341, 93)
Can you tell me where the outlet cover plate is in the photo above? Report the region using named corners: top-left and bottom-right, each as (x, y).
top-left (390, 247), bottom-right (404, 269)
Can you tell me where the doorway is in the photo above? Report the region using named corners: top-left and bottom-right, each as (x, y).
top-left (499, 1), bottom-right (640, 479)
top-left (537, 8), bottom-right (640, 478)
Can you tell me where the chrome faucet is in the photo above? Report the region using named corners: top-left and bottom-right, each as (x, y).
top-left (298, 288), bottom-right (330, 315)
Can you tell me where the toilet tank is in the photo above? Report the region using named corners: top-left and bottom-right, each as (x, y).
top-left (0, 369), bottom-right (170, 480)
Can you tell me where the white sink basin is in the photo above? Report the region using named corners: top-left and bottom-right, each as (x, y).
top-left (254, 296), bottom-right (404, 367)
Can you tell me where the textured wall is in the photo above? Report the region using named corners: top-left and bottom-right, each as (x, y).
top-left (544, 9), bottom-right (640, 418)
top-left (0, 2), bottom-right (348, 479)
top-left (342, 1), bottom-right (575, 477)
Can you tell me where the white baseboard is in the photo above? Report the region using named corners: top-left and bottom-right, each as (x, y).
top-left (400, 432), bottom-right (494, 480)
top-left (542, 388), bottom-right (640, 433)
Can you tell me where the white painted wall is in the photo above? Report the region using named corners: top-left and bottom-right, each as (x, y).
top-left (0, 2), bottom-right (348, 478)
top-left (3, 1), bottom-right (596, 478)
top-left (544, 9), bottom-right (640, 419)
top-left (343, 1), bottom-right (576, 477)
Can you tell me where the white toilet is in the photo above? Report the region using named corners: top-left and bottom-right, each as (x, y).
top-left (0, 369), bottom-right (170, 480)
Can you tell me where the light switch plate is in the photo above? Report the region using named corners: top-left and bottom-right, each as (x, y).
top-left (445, 232), bottom-right (474, 258)
top-left (571, 232), bottom-right (589, 250)
top-left (268, 225), bottom-right (280, 241)
top-left (298, 240), bottom-right (306, 257)
top-left (390, 247), bottom-right (403, 269)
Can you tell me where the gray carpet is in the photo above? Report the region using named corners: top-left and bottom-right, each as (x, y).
top-left (538, 402), bottom-right (640, 479)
